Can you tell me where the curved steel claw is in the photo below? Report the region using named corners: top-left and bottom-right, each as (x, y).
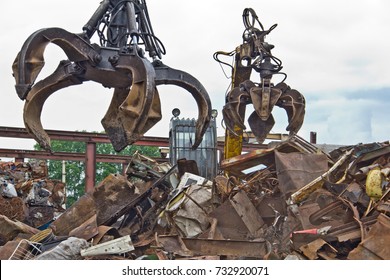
top-left (12, 28), bottom-right (100, 100)
top-left (101, 52), bottom-right (160, 152)
top-left (222, 80), bottom-right (305, 143)
top-left (153, 61), bottom-right (211, 149)
top-left (23, 60), bottom-right (84, 152)
top-left (275, 82), bottom-right (306, 135)
top-left (13, 27), bottom-right (212, 151)
top-left (222, 87), bottom-right (248, 134)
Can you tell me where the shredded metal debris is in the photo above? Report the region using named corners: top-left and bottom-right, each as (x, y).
top-left (1, 136), bottom-right (389, 260)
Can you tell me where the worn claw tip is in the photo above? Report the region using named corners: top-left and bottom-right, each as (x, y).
top-left (15, 84), bottom-right (32, 100)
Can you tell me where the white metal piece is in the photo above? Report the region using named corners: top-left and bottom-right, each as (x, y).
top-left (80, 235), bottom-right (134, 257)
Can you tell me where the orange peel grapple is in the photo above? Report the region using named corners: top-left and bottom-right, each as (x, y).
top-left (214, 8), bottom-right (305, 145)
top-left (12, 0), bottom-right (211, 152)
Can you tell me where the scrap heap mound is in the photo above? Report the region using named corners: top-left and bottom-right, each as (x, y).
top-left (0, 137), bottom-right (389, 260)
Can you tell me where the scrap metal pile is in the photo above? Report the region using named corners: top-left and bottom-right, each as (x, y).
top-left (0, 161), bottom-right (66, 228)
top-left (0, 137), bottom-right (389, 260)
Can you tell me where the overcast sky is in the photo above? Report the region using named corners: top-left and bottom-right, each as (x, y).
top-left (1, 0), bottom-right (389, 153)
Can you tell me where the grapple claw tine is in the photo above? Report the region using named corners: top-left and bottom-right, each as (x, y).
top-left (154, 61), bottom-right (212, 149)
top-left (273, 82), bottom-right (291, 93)
top-left (102, 85), bottom-right (161, 152)
top-left (223, 86), bottom-right (250, 129)
top-left (101, 88), bottom-right (129, 152)
top-left (248, 111), bottom-right (275, 143)
top-left (277, 88), bottom-right (305, 134)
top-left (107, 54), bottom-right (157, 150)
top-left (138, 87), bottom-right (162, 135)
top-left (12, 28), bottom-right (98, 100)
top-left (222, 103), bottom-right (246, 134)
top-left (23, 61), bottom-right (83, 151)
top-left (286, 89), bottom-right (305, 133)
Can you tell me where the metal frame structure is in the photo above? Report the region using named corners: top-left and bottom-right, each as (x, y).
top-left (0, 126), bottom-right (169, 191)
top-left (0, 126), bottom-right (265, 191)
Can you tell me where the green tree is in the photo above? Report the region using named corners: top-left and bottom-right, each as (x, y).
top-left (34, 133), bottom-right (160, 207)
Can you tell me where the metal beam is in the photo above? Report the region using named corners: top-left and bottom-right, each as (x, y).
top-left (0, 148), bottom-right (168, 163)
top-left (0, 126), bottom-right (169, 147)
top-left (85, 142), bottom-right (96, 191)
top-left (0, 126), bottom-right (262, 152)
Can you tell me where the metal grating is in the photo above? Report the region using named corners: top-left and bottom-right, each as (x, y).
top-left (8, 239), bottom-right (42, 260)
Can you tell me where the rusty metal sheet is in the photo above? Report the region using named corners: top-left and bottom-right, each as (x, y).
top-left (291, 149), bottom-right (354, 204)
top-left (229, 191), bottom-right (264, 236)
top-left (0, 240), bottom-right (21, 260)
top-left (256, 195), bottom-right (287, 226)
top-left (209, 200), bottom-right (251, 240)
top-left (92, 174), bottom-right (141, 225)
top-left (182, 238), bottom-right (270, 258)
top-left (50, 193), bottom-right (96, 236)
top-left (26, 205), bottom-right (54, 228)
top-left (156, 235), bottom-right (193, 257)
top-left (275, 151), bottom-right (328, 196)
top-left (0, 214), bottom-right (39, 244)
top-left (221, 138), bottom-right (322, 177)
top-left (0, 196), bottom-right (25, 221)
top-left (69, 214), bottom-right (98, 241)
top-left (348, 214), bottom-right (390, 260)
top-left (299, 238), bottom-right (337, 260)
top-left (51, 174), bottom-right (149, 237)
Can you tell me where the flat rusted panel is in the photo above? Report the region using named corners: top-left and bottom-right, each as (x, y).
top-left (92, 174), bottom-right (140, 225)
top-left (229, 191), bottom-right (264, 235)
top-left (275, 151), bottom-right (328, 196)
top-left (50, 194), bottom-right (96, 236)
top-left (348, 214), bottom-right (390, 260)
top-left (0, 215), bottom-right (39, 244)
top-left (182, 238), bottom-right (270, 258)
top-left (220, 139), bottom-right (314, 177)
top-left (208, 200), bottom-right (251, 240)
top-left (69, 214), bottom-right (98, 241)
top-left (51, 174), bottom-right (143, 236)
top-left (256, 195), bottom-right (287, 226)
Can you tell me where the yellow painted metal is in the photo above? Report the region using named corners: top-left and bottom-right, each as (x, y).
top-left (366, 167), bottom-right (384, 201)
top-left (224, 128), bottom-right (244, 159)
top-left (223, 45), bottom-right (251, 161)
